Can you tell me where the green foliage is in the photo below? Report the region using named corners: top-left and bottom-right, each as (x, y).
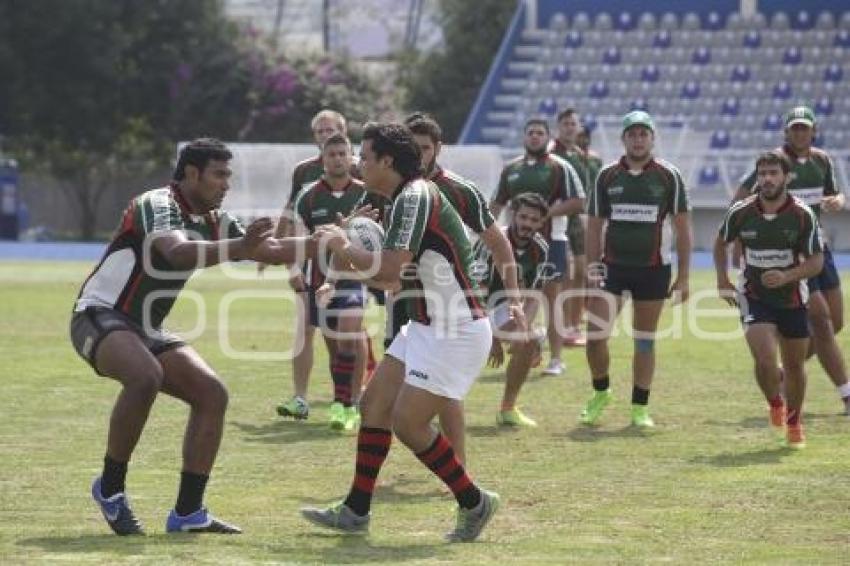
top-left (0, 1), bottom-right (383, 238)
top-left (399, 0), bottom-right (517, 141)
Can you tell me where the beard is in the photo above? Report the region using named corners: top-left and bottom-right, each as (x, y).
top-left (525, 144), bottom-right (547, 158)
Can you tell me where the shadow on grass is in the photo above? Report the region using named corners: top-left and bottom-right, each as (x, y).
top-left (299, 476), bottom-right (446, 506)
top-left (705, 411), bottom-right (836, 430)
top-left (229, 419), bottom-right (348, 445)
top-left (17, 533), bottom-right (196, 555)
top-left (562, 425), bottom-right (655, 442)
top-left (285, 534), bottom-right (448, 564)
top-left (690, 447), bottom-right (789, 467)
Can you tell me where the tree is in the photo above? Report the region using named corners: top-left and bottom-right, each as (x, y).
top-left (398, 0), bottom-right (516, 142)
top-left (0, 0), bottom-right (384, 238)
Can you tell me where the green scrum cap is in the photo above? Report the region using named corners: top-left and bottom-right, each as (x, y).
top-left (622, 110), bottom-right (655, 133)
top-left (785, 106), bottom-right (816, 128)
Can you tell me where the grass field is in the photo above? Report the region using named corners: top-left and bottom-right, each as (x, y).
top-left (2, 261), bottom-right (849, 564)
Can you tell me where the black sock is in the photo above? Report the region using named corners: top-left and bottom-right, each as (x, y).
top-left (175, 471), bottom-right (209, 516)
top-left (632, 386), bottom-right (650, 405)
top-left (592, 375), bottom-right (610, 392)
top-left (101, 455), bottom-right (128, 498)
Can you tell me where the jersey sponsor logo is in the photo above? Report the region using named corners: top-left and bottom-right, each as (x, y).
top-left (408, 368), bottom-right (429, 380)
top-left (740, 230), bottom-right (758, 240)
top-left (607, 185), bottom-right (624, 196)
top-left (508, 172), bottom-right (521, 182)
top-left (310, 208), bottom-right (329, 218)
top-left (789, 186), bottom-right (823, 206)
top-left (610, 203), bottom-right (659, 222)
top-left (745, 248), bottom-right (794, 269)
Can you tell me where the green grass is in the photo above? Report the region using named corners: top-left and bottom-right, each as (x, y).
top-left (2, 262), bottom-right (849, 564)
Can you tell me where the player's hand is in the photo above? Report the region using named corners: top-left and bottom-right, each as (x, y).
top-left (257, 262), bottom-right (268, 277)
top-left (314, 282), bottom-right (335, 308)
top-left (761, 269), bottom-right (789, 289)
top-left (667, 276), bottom-right (690, 304)
top-left (288, 271), bottom-right (307, 292)
top-left (822, 195), bottom-right (844, 212)
top-left (241, 217), bottom-right (274, 258)
top-left (313, 224), bottom-right (350, 253)
top-left (716, 277), bottom-right (738, 307)
top-left (488, 336), bottom-right (505, 368)
top-left (507, 300), bottom-right (527, 333)
top-left (337, 205), bottom-right (378, 229)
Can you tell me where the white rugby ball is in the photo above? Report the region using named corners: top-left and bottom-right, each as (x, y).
top-left (345, 217), bottom-right (385, 252)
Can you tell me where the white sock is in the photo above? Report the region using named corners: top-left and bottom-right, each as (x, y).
top-left (837, 382), bottom-right (850, 400)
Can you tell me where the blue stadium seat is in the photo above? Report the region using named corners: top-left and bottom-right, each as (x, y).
top-left (825, 63), bottom-right (843, 82)
top-left (549, 12), bottom-right (568, 31)
top-left (743, 30), bottom-right (761, 48)
top-left (538, 98), bottom-right (557, 115)
top-left (835, 30), bottom-right (850, 47)
top-left (682, 12), bottom-right (701, 31)
top-left (698, 165), bottom-right (720, 186)
top-left (763, 113), bottom-right (782, 130)
top-left (680, 81), bottom-right (700, 99)
top-left (630, 98), bottom-right (650, 112)
top-left (771, 12), bottom-right (790, 30)
top-left (564, 30), bottom-right (582, 48)
top-left (692, 47), bottom-right (711, 64)
top-left (603, 46), bottom-right (621, 64)
top-left (616, 12), bottom-right (636, 31)
top-left (551, 64), bottom-right (570, 82)
top-left (840, 12), bottom-right (850, 30)
top-left (794, 11), bottom-right (814, 30)
top-left (573, 12), bottom-right (592, 31)
top-left (705, 12), bottom-right (724, 31)
top-left (783, 46), bottom-right (802, 64)
top-left (731, 65), bottom-right (751, 82)
top-left (721, 97), bottom-right (740, 116)
top-left (653, 29), bottom-right (672, 48)
top-left (710, 130), bottom-right (730, 149)
top-left (595, 12), bottom-right (613, 30)
top-left (773, 81), bottom-right (793, 100)
top-left (641, 64), bottom-right (660, 82)
top-left (582, 114), bottom-right (598, 132)
top-left (815, 96), bottom-right (834, 116)
top-left (589, 81), bottom-right (609, 98)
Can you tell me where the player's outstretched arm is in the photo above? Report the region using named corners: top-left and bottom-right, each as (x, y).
top-left (713, 235), bottom-right (737, 307)
top-left (151, 217), bottom-right (274, 270)
top-left (669, 212), bottom-right (692, 304)
top-left (479, 225), bottom-right (525, 330)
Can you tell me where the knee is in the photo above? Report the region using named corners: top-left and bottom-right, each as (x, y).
top-left (808, 312), bottom-right (834, 338)
top-left (200, 377), bottom-right (229, 414)
top-left (126, 367), bottom-right (163, 401)
top-left (753, 357), bottom-right (776, 375)
top-left (833, 314), bottom-right (844, 335)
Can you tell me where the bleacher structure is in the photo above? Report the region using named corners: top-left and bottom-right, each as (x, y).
top-left (461, 0), bottom-right (850, 214)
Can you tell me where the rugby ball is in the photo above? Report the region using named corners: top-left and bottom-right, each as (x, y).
top-left (345, 217), bottom-right (385, 252)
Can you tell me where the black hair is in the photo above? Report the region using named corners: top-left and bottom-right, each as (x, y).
top-left (361, 122), bottom-right (423, 180)
top-left (524, 118), bottom-right (550, 134)
top-left (511, 192), bottom-right (549, 217)
top-left (556, 108), bottom-right (577, 122)
top-left (405, 114), bottom-right (442, 144)
top-left (173, 138), bottom-right (232, 181)
top-left (755, 150), bottom-right (791, 175)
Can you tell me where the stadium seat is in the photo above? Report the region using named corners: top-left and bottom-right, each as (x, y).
top-left (602, 46), bottom-right (621, 64)
top-left (680, 81), bottom-right (700, 99)
top-left (641, 64), bottom-right (660, 82)
top-left (564, 30), bottom-right (583, 48)
top-left (659, 12), bottom-right (678, 30)
top-left (710, 130), bottom-right (730, 149)
top-left (794, 11), bottom-right (814, 30)
top-left (772, 81), bottom-right (793, 100)
top-left (616, 12), bottom-right (636, 31)
top-left (550, 12), bottom-right (568, 31)
top-left (815, 96), bottom-right (834, 116)
top-left (653, 29), bottom-right (672, 48)
top-left (538, 97), bottom-right (557, 115)
top-left (835, 29), bottom-right (850, 47)
top-left (815, 11), bottom-right (835, 30)
top-left (705, 12), bottom-right (724, 31)
top-left (743, 30), bottom-right (761, 48)
top-left (692, 46), bottom-right (711, 64)
top-left (551, 64), bottom-right (570, 82)
top-left (582, 113), bottom-right (598, 132)
top-left (595, 12), bottom-right (613, 30)
top-left (771, 12), bottom-right (790, 30)
top-left (638, 12), bottom-right (657, 31)
top-left (825, 63), bottom-right (843, 82)
top-left (721, 97), bottom-right (740, 116)
top-left (783, 46), bottom-right (803, 64)
top-left (840, 12), bottom-right (850, 30)
top-left (763, 113), bottom-right (782, 130)
top-left (731, 64), bottom-right (751, 82)
top-left (682, 12), bottom-right (701, 31)
top-left (630, 98), bottom-right (650, 112)
top-left (573, 12), bottom-right (592, 31)
top-left (589, 81), bottom-right (609, 98)
top-left (698, 164), bottom-right (720, 185)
